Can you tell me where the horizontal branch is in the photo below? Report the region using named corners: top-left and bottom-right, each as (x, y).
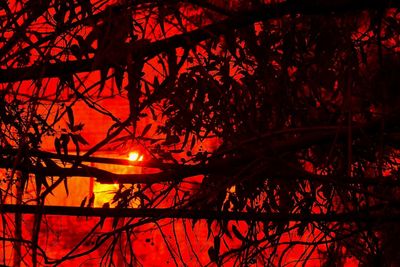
top-left (1, 113), bottom-right (400, 186)
top-left (0, 160), bottom-right (200, 184)
top-left (1, 204), bottom-right (400, 222)
top-left (0, 0), bottom-right (397, 83)
top-left (3, 148), bottom-right (175, 169)
top-left (0, 156), bottom-right (395, 188)
top-left (2, 159), bottom-right (400, 187)
top-left (2, 115), bottom-right (400, 185)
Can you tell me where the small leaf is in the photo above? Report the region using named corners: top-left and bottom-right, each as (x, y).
top-left (214, 236), bottom-right (220, 255)
top-left (112, 217), bottom-right (119, 229)
top-left (140, 123), bottom-right (152, 137)
top-left (63, 177), bottom-right (69, 196)
top-left (114, 66), bottom-right (124, 92)
top-left (35, 162), bottom-right (50, 193)
top-left (88, 194), bottom-right (95, 207)
top-left (78, 0), bottom-right (92, 18)
top-left (41, 175), bottom-right (50, 190)
top-left (70, 44), bottom-right (82, 59)
top-left (163, 135), bottom-right (180, 145)
top-left (297, 223), bottom-right (307, 236)
top-left (60, 134), bottom-right (69, 157)
top-left (98, 67), bottom-right (109, 94)
top-left (191, 218), bottom-right (198, 228)
top-left (66, 106), bottom-right (74, 128)
top-left (72, 123), bottom-right (84, 132)
top-left (150, 106), bottom-right (157, 120)
top-left (232, 225), bottom-right (246, 241)
top-left (54, 138), bottom-right (61, 156)
top-left (207, 218), bottom-right (213, 239)
top-left (222, 220), bottom-right (232, 239)
top-left (208, 247), bottom-right (218, 263)
top-left (35, 174), bottom-right (43, 196)
top-left (99, 202), bottom-right (109, 229)
top-left (80, 196), bottom-right (87, 207)
top-left (137, 192), bottom-right (151, 203)
top-left (75, 134), bottom-right (89, 145)
top-left (21, 172), bottom-right (29, 191)
top-left (181, 131), bottom-right (190, 150)
top-left (144, 82), bottom-right (151, 97)
top-left (71, 135), bottom-right (80, 156)
top-left (153, 76), bottom-right (160, 89)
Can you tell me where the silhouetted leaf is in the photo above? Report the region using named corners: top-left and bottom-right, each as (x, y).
top-left (72, 123), bottom-right (84, 132)
top-left (114, 66), bottom-right (124, 92)
top-left (191, 218), bottom-right (198, 228)
top-left (98, 67), bottom-right (109, 94)
top-left (66, 106), bottom-right (74, 128)
top-left (144, 82), bottom-right (151, 97)
top-left (221, 220), bottom-right (232, 239)
top-left (80, 196), bottom-right (87, 207)
top-left (208, 247), bottom-right (218, 263)
top-left (153, 76), bottom-right (160, 90)
top-left (35, 174), bottom-right (43, 196)
top-left (70, 134), bottom-right (80, 156)
top-left (70, 44), bottom-right (82, 59)
top-left (99, 202), bottom-right (110, 229)
top-left (214, 236), bottom-right (220, 255)
top-left (181, 131), bottom-right (190, 150)
top-left (88, 194), bottom-right (95, 207)
top-left (163, 135), bottom-right (180, 145)
top-left (141, 123), bottom-right (152, 137)
top-left (60, 133), bottom-right (69, 157)
top-left (112, 217), bottom-right (119, 229)
top-left (63, 177), bottom-right (69, 196)
top-left (207, 218), bottom-right (213, 239)
top-left (54, 138), bottom-right (61, 156)
top-left (78, 0), bottom-right (92, 18)
top-left (232, 225), bottom-right (246, 241)
top-left (75, 134), bottom-right (89, 145)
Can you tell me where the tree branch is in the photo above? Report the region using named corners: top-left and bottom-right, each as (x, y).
top-left (0, 0), bottom-right (397, 83)
top-left (1, 204), bottom-right (400, 222)
top-left (1, 114), bottom-right (400, 185)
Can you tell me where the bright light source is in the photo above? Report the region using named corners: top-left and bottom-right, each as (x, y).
top-left (128, 151), bottom-right (140, 161)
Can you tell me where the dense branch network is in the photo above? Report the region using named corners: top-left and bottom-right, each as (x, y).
top-left (1, 0), bottom-right (400, 266)
top-left (0, 0), bottom-right (397, 83)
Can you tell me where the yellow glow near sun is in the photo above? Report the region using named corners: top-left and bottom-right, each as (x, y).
top-left (93, 151), bottom-right (144, 207)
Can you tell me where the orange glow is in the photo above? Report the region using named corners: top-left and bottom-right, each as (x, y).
top-left (91, 152), bottom-right (144, 208)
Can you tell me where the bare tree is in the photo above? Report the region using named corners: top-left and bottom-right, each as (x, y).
top-left (0, 0), bottom-right (400, 266)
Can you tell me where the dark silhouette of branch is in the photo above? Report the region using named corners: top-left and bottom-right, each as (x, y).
top-left (1, 151), bottom-right (400, 186)
top-left (1, 204), bottom-right (400, 222)
top-left (0, 0), bottom-right (397, 83)
top-left (1, 0), bottom-right (400, 265)
top-left (2, 113), bottom-right (400, 185)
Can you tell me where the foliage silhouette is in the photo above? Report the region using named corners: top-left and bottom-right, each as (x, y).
top-left (0, 0), bottom-right (399, 266)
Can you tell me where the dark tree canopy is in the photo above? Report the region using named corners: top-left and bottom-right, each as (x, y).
top-left (0, 0), bottom-right (400, 266)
